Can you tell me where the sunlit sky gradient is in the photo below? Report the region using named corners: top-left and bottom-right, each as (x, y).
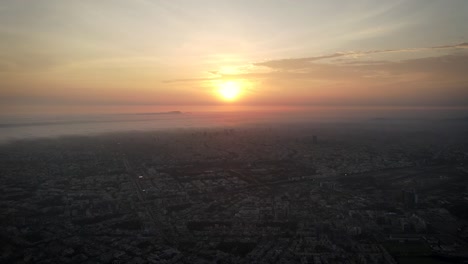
top-left (1, 0), bottom-right (468, 115)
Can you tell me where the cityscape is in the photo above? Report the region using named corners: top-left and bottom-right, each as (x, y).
top-left (1, 0), bottom-right (468, 263)
top-left (1, 121), bottom-right (468, 263)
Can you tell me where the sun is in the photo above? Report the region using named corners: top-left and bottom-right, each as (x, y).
top-left (218, 80), bottom-right (242, 101)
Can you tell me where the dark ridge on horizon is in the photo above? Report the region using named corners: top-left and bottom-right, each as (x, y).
top-left (119, 111), bottom-right (183, 116)
top-left (370, 116), bottom-right (468, 122)
top-left (0, 111), bottom-right (185, 128)
top-left (370, 117), bottom-right (427, 121)
top-left (443, 116), bottom-right (468, 121)
top-left (0, 117), bottom-right (186, 129)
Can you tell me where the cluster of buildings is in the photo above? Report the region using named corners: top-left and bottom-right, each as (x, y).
top-left (1, 126), bottom-right (467, 263)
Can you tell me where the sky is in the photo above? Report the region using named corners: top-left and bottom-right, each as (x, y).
top-left (1, 0), bottom-right (468, 115)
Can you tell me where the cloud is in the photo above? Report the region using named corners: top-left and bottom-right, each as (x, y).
top-left (433, 42), bottom-right (468, 49)
top-left (254, 42), bottom-right (468, 70)
top-left (341, 60), bottom-right (389, 65)
top-left (162, 77), bottom-right (218, 84)
top-left (166, 49), bottom-right (468, 86)
top-left (254, 52), bottom-right (350, 69)
top-left (163, 42), bottom-right (468, 106)
top-left (231, 52), bottom-right (468, 106)
top-left (254, 53), bottom-right (468, 83)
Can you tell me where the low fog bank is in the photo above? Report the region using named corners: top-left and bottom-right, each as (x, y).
top-left (0, 107), bottom-right (467, 143)
top-left (0, 113), bottom-right (468, 143)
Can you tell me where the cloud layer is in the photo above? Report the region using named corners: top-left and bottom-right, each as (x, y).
top-left (165, 43), bottom-right (468, 106)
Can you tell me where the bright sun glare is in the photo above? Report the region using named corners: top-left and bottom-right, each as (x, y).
top-left (218, 81), bottom-right (242, 101)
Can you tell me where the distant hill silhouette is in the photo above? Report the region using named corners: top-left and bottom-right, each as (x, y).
top-left (123, 111), bottom-right (182, 115)
top-left (370, 116), bottom-right (468, 122)
top-left (0, 111), bottom-right (184, 128)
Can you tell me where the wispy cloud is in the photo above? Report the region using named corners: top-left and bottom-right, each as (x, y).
top-left (162, 77), bottom-right (218, 84)
top-left (254, 43), bottom-right (468, 69)
top-left (433, 42), bottom-right (468, 49)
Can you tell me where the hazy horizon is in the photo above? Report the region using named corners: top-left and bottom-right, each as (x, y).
top-left (1, 0), bottom-right (468, 115)
top-left (1, 105), bottom-right (468, 143)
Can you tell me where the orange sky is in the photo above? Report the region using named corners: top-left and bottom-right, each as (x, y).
top-left (1, 1), bottom-right (468, 115)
